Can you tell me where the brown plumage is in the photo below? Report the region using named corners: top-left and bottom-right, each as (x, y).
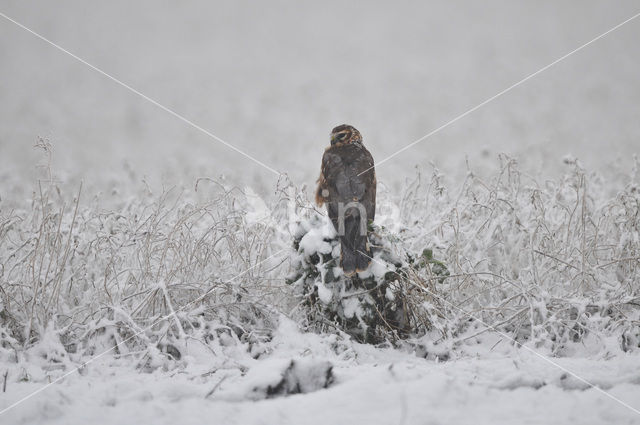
top-left (316, 124), bottom-right (376, 275)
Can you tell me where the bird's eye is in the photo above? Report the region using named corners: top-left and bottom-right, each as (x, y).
top-left (338, 133), bottom-right (347, 140)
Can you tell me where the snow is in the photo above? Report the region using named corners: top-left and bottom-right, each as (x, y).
top-left (298, 217), bottom-right (336, 257)
top-left (316, 281), bottom-right (334, 305)
top-left (244, 186), bottom-right (272, 226)
top-left (341, 297), bottom-right (363, 320)
top-left (2, 319), bottom-right (640, 425)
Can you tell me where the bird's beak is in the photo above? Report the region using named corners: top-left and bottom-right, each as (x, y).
top-left (330, 133), bottom-right (338, 145)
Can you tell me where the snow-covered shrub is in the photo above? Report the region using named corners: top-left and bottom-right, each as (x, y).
top-left (286, 213), bottom-right (450, 344)
top-left (287, 216), bottom-right (400, 343)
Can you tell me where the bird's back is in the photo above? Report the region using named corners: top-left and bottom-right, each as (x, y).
top-left (323, 143), bottom-right (374, 203)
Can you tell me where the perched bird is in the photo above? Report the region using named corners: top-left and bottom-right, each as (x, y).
top-left (316, 124), bottom-right (376, 275)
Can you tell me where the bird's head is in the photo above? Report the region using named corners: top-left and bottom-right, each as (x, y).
top-left (330, 124), bottom-right (362, 146)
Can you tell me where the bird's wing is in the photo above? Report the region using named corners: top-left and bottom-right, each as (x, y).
top-left (321, 149), bottom-right (343, 185)
top-left (316, 149), bottom-right (339, 206)
top-left (354, 147), bottom-right (376, 222)
top-left (319, 150), bottom-right (343, 224)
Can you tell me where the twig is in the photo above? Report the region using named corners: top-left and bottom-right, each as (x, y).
top-left (533, 250), bottom-right (579, 271)
top-left (597, 256), bottom-right (640, 270)
top-left (205, 375), bottom-right (228, 399)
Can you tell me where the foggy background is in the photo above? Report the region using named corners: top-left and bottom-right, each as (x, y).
top-left (1, 0), bottom-right (639, 195)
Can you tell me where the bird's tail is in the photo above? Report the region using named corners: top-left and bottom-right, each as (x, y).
top-left (340, 214), bottom-right (371, 276)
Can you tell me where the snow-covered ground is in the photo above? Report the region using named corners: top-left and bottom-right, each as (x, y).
top-left (2, 1), bottom-right (640, 424)
top-left (3, 319), bottom-right (640, 425)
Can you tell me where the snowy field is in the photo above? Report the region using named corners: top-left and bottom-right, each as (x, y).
top-left (2, 1), bottom-right (640, 424)
top-left (3, 321), bottom-right (640, 425)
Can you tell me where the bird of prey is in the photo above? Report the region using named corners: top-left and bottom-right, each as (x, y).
top-left (316, 124), bottom-right (376, 276)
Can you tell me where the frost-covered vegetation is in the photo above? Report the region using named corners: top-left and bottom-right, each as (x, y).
top-left (2, 148), bottom-right (640, 369)
top-left (290, 154), bottom-right (640, 355)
